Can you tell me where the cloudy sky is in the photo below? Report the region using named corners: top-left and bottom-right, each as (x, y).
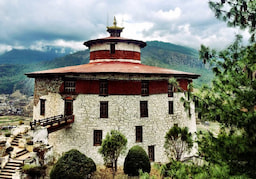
top-left (0, 0), bottom-right (249, 54)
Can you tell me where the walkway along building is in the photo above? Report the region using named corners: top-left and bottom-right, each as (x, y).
top-left (26, 18), bottom-right (200, 164)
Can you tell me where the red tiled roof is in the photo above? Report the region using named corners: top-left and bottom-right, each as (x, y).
top-left (26, 61), bottom-right (200, 79)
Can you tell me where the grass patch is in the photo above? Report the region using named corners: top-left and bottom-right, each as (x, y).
top-left (0, 116), bottom-right (32, 128)
top-left (197, 121), bottom-right (220, 136)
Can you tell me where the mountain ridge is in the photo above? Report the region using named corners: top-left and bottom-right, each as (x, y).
top-left (0, 47), bottom-right (74, 64)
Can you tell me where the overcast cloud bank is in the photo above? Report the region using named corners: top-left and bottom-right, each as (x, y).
top-left (0, 0), bottom-right (249, 54)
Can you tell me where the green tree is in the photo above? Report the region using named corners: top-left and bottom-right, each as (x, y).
top-left (98, 130), bottom-right (127, 174)
top-left (164, 125), bottom-right (193, 161)
top-left (209, 0), bottom-right (256, 42)
top-left (50, 149), bottom-right (96, 179)
top-left (123, 145), bottom-right (151, 176)
top-left (194, 0), bottom-right (256, 177)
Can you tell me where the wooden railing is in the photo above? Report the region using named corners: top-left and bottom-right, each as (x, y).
top-left (30, 115), bottom-right (74, 133)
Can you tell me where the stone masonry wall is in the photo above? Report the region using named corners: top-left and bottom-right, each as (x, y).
top-left (32, 75), bottom-right (197, 165)
top-left (47, 92), bottom-right (197, 165)
top-left (33, 77), bottom-right (62, 106)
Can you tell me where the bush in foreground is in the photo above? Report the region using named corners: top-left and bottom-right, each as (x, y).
top-left (123, 145), bottom-right (151, 176)
top-left (50, 149), bottom-right (96, 179)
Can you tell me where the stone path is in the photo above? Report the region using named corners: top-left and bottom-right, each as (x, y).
top-left (0, 134), bottom-right (30, 179)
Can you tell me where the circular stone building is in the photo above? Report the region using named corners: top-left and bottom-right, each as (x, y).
top-left (26, 18), bottom-right (200, 164)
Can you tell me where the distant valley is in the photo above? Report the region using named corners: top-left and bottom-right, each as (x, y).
top-left (0, 41), bottom-right (212, 95)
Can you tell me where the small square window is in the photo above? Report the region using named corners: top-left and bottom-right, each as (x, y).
top-left (64, 81), bottom-right (76, 93)
top-left (94, 130), bottom-right (102, 146)
top-left (169, 101), bottom-right (174, 114)
top-left (136, 126), bottom-right (143, 142)
top-left (100, 101), bottom-right (108, 118)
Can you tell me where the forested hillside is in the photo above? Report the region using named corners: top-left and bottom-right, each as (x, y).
top-left (0, 47), bottom-right (74, 64)
top-left (0, 41), bottom-right (212, 95)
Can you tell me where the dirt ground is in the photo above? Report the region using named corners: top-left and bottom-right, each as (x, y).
top-left (92, 166), bottom-right (161, 179)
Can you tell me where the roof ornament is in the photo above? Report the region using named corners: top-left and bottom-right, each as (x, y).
top-left (107, 16), bottom-right (124, 37)
top-left (113, 16), bottom-right (117, 27)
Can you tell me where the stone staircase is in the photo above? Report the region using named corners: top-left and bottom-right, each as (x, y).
top-left (0, 159), bottom-right (23, 179)
top-left (0, 134), bottom-right (30, 179)
top-left (10, 134), bottom-right (22, 147)
top-left (16, 148), bottom-right (29, 158)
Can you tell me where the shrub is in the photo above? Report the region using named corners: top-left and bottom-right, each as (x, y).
top-left (26, 140), bottom-right (33, 145)
top-left (50, 149), bottom-right (96, 179)
top-left (5, 132), bottom-right (11, 137)
top-left (22, 164), bottom-right (46, 178)
top-left (159, 159), bottom-right (248, 179)
top-left (19, 120), bottom-right (24, 125)
top-left (123, 145), bottom-right (151, 176)
top-left (5, 146), bottom-right (13, 154)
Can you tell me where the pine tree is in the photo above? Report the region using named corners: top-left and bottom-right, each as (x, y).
top-left (196, 1), bottom-right (256, 177)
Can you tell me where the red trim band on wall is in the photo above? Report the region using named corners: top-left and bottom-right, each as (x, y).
top-left (90, 50), bottom-right (141, 61)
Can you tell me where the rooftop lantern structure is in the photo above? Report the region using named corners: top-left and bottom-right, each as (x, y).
top-left (107, 17), bottom-right (124, 37)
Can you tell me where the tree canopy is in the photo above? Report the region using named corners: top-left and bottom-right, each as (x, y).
top-left (209, 0), bottom-right (256, 42)
top-left (98, 130), bottom-right (127, 173)
top-left (164, 125), bottom-right (193, 161)
top-left (195, 0), bottom-right (256, 177)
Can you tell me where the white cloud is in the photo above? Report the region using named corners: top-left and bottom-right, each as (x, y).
top-left (154, 8), bottom-right (181, 21)
top-left (0, 45), bottom-right (12, 54)
top-left (0, 0), bottom-right (250, 53)
top-left (29, 40), bottom-right (85, 52)
top-left (178, 24), bottom-right (191, 35)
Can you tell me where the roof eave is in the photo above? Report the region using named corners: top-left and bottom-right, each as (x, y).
top-left (84, 38), bottom-right (147, 48)
top-left (26, 71), bottom-right (200, 79)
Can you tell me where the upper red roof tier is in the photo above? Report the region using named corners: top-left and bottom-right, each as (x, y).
top-left (26, 61), bottom-right (200, 79)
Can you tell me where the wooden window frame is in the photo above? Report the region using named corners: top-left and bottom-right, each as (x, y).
top-left (94, 130), bottom-right (102, 146)
top-left (65, 99), bottom-right (73, 116)
top-left (100, 101), bottom-right (108, 118)
top-left (140, 101), bottom-right (148, 117)
top-left (148, 145), bottom-right (155, 162)
top-left (136, 126), bottom-right (143, 142)
top-left (110, 44), bottom-right (115, 54)
top-left (168, 83), bottom-right (174, 97)
top-left (99, 80), bottom-right (108, 96)
top-left (169, 101), bottom-right (174, 114)
top-left (141, 80), bottom-right (149, 96)
top-left (64, 80), bottom-right (76, 93)
top-left (40, 99), bottom-right (46, 116)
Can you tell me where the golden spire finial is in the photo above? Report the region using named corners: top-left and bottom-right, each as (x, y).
top-left (107, 16), bottom-right (124, 37)
top-left (113, 16), bottom-right (117, 26)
